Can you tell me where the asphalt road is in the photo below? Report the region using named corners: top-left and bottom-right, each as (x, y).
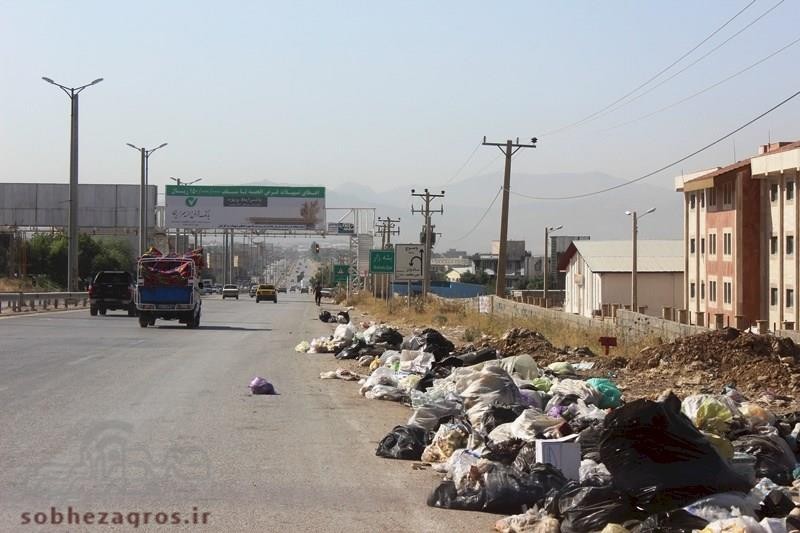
top-left (0, 293), bottom-right (488, 532)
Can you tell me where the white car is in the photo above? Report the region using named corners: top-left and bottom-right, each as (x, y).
top-left (222, 284), bottom-right (239, 300)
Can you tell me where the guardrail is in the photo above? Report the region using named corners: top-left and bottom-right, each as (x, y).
top-left (0, 292), bottom-right (89, 314)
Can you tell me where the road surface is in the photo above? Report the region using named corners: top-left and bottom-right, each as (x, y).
top-left (0, 293), bottom-right (488, 532)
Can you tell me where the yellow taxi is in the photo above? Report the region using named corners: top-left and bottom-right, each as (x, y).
top-left (255, 284), bottom-right (277, 303)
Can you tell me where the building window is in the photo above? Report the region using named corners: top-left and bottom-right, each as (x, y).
top-left (709, 233), bottom-right (716, 255)
top-left (788, 289), bottom-right (795, 308)
top-left (723, 232), bottom-right (732, 256)
top-left (788, 181), bottom-right (795, 201)
top-left (771, 287), bottom-right (778, 307)
top-left (787, 235), bottom-right (794, 255)
top-left (708, 187), bottom-right (716, 206)
top-left (690, 282), bottom-right (696, 299)
top-left (701, 238), bottom-right (705, 254)
top-left (709, 280), bottom-right (717, 302)
top-left (771, 235), bottom-right (779, 255)
top-left (770, 183), bottom-right (779, 202)
top-left (690, 193), bottom-right (696, 209)
top-left (723, 282), bottom-right (732, 304)
top-left (723, 182), bottom-right (734, 205)
top-left (701, 282), bottom-right (705, 300)
top-left (700, 191), bottom-right (705, 208)
top-left (690, 238), bottom-right (696, 254)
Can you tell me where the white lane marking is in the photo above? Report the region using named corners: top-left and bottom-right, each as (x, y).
top-left (66, 353), bottom-right (104, 365)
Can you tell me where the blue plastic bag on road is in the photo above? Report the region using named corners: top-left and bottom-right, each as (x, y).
top-left (249, 376), bottom-right (276, 395)
top-left (586, 378), bottom-right (621, 409)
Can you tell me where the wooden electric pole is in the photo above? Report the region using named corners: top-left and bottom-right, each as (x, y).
top-left (411, 189), bottom-right (444, 298)
top-left (481, 136), bottom-right (537, 297)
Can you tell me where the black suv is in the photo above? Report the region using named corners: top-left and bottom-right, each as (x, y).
top-left (89, 271), bottom-right (136, 316)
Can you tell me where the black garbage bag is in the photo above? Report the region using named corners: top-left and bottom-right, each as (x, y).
top-left (427, 462), bottom-right (562, 515)
top-left (336, 310), bottom-right (350, 324)
top-left (437, 347), bottom-right (497, 368)
top-left (599, 395), bottom-right (751, 513)
top-left (513, 452), bottom-right (568, 490)
top-left (335, 345), bottom-right (362, 360)
top-left (758, 488), bottom-right (796, 518)
top-left (732, 433), bottom-right (797, 485)
top-left (631, 510), bottom-right (709, 532)
top-left (576, 424), bottom-right (604, 462)
top-left (477, 404), bottom-right (528, 435)
top-left (556, 482), bottom-right (645, 533)
top-left (408, 328), bottom-right (455, 361)
top-left (372, 327), bottom-right (404, 347)
top-left (375, 425), bottom-right (427, 460)
top-left (318, 310), bottom-right (332, 323)
top-left (483, 438), bottom-right (526, 464)
top-left (415, 364), bottom-right (455, 392)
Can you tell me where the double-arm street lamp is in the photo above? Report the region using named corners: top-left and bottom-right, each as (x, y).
top-left (543, 224), bottom-right (563, 307)
top-left (127, 143), bottom-right (168, 257)
top-left (625, 207), bottom-right (656, 311)
top-left (42, 76), bottom-right (103, 291)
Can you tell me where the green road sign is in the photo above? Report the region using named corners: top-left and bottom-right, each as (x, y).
top-left (369, 249), bottom-right (395, 273)
top-left (333, 264), bottom-right (350, 282)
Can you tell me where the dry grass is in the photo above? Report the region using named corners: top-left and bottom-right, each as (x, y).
top-left (0, 277), bottom-right (33, 292)
top-left (349, 294), bottom-right (656, 356)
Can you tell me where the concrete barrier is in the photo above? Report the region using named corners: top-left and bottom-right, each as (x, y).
top-left (0, 292), bottom-right (88, 314)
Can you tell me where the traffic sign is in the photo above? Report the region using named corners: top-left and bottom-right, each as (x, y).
top-left (333, 264), bottom-right (350, 283)
top-left (369, 250), bottom-right (395, 273)
top-left (394, 243), bottom-right (424, 281)
top-left (327, 222), bottom-right (355, 235)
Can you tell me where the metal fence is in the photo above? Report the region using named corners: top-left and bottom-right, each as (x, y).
top-left (0, 292), bottom-right (88, 313)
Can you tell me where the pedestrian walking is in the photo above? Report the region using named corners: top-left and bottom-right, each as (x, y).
top-left (314, 283), bottom-right (322, 306)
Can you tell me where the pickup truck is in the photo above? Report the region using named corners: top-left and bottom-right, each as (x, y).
top-left (135, 253), bottom-right (202, 328)
top-left (89, 271), bottom-right (136, 316)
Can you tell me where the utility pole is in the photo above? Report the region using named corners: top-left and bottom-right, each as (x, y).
top-left (376, 217), bottom-right (400, 299)
top-left (543, 225), bottom-right (562, 308)
top-left (481, 136), bottom-right (537, 297)
top-left (411, 189), bottom-right (444, 298)
top-left (127, 142), bottom-right (167, 257)
top-left (625, 207), bottom-right (656, 312)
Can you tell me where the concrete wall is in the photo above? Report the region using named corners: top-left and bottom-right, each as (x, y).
top-left (615, 309), bottom-right (708, 342)
top-left (602, 272), bottom-right (682, 317)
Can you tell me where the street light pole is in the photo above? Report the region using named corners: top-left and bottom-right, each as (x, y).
top-left (543, 224), bottom-right (563, 307)
top-left (626, 207), bottom-right (656, 312)
top-left (42, 76), bottom-right (103, 290)
top-left (127, 142), bottom-right (167, 257)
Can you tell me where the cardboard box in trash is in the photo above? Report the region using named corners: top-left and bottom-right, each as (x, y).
top-left (535, 435), bottom-right (580, 480)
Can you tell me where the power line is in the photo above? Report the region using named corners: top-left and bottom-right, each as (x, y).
top-left (509, 87), bottom-right (800, 201)
top-left (601, 33), bottom-right (800, 132)
top-left (442, 142), bottom-right (481, 186)
top-left (452, 185), bottom-right (503, 242)
top-left (587, 0), bottom-right (788, 123)
top-left (541, 0), bottom-right (757, 136)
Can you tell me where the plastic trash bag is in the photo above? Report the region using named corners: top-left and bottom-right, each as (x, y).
top-left (437, 347), bottom-right (497, 369)
top-left (632, 509), bottom-right (709, 532)
top-left (375, 425), bottom-right (427, 460)
top-left (699, 516), bottom-right (768, 533)
top-left (407, 394), bottom-right (464, 431)
top-left (493, 354), bottom-right (540, 381)
top-left (364, 384), bottom-right (406, 402)
top-left (732, 434), bottom-right (797, 485)
top-left (530, 377), bottom-right (553, 393)
top-left (406, 328), bottom-right (455, 361)
top-left (576, 424), bottom-right (604, 462)
top-left (555, 483), bottom-right (643, 533)
top-left (546, 362), bottom-right (575, 376)
top-left (681, 394), bottom-right (734, 435)
top-left (586, 378), bottom-right (622, 409)
top-left (359, 366), bottom-right (398, 395)
top-left (740, 403), bottom-right (777, 428)
top-left (580, 459), bottom-right (612, 487)
top-left (294, 341), bottom-right (310, 353)
top-left (427, 462), bottom-right (565, 515)
top-left (489, 408), bottom-right (563, 444)
top-left (333, 323), bottom-right (357, 343)
top-left (335, 344), bottom-right (363, 360)
top-left (599, 396), bottom-right (751, 513)
top-left (460, 366), bottom-right (522, 411)
top-left (318, 310), bottom-right (332, 322)
top-left (494, 507), bottom-right (560, 533)
top-left (601, 526), bottom-right (631, 533)
top-left (682, 492), bottom-right (758, 522)
top-left (566, 399), bottom-right (608, 432)
top-left (519, 389), bottom-right (548, 410)
top-left (358, 355), bottom-right (375, 367)
top-left (319, 368), bottom-right (363, 381)
top-left (702, 431), bottom-right (735, 461)
top-left (549, 379), bottom-right (604, 407)
top-left (422, 423), bottom-right (470, 463)
top-left (371, 326), bottom-right (404, 347)
top-left (336, 310), bottom-right (350, 324)
top-left (397, 374), bottom-right (422, 393)
top-left (249, 376), bottom-right (276, 395)
top-left (749, 478), bottom-right (796, 518)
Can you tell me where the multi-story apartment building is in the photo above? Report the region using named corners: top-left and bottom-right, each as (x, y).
top-left (675, 141), bottom-right (800, 329)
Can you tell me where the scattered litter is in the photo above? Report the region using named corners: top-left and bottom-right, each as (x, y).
top-left (249, 376), bottom-right (276, 395)
top-left (319, 368), bottom-right (364, 381)
top-left (294, 341), bottom-right (310, 353)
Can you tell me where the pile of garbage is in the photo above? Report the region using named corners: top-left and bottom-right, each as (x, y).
top-left (303, 316), bottom-right (800, 532)
top-left (625, 328), bottom-right (800, 402)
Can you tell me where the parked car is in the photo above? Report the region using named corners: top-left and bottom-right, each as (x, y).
top-left (222, 284), bottom-right (239, 300)
top-left (89, 271), bottom-right (136, 316)
top-left (255, 284), bottom-right (277, 303)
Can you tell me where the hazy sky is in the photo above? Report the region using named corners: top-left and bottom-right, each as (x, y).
top-left (2, 0), bottom-right (799, 198)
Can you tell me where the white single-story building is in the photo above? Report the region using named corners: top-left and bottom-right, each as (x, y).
top-left (558, 240), bottom-right (684, 318)
top-left (445, 266), bottom-right (474, 282)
